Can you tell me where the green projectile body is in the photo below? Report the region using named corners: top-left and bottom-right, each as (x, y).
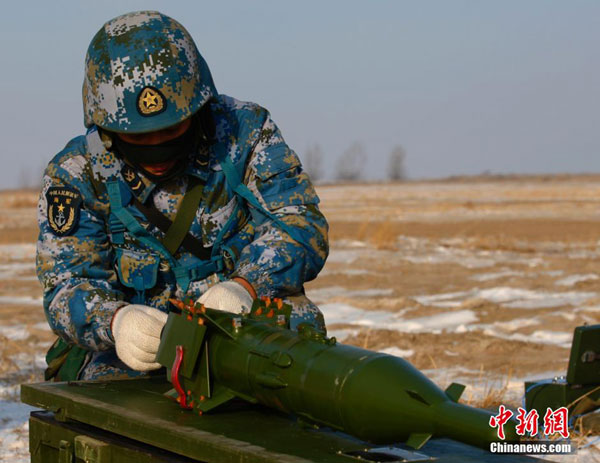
top-left (156, 298), bottom-right (518, 449)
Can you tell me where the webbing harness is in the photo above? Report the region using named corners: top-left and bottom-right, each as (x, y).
top-left (107, 181), bottom-right (223, 296)
top-left (106, 142), bottom-right (310, 298)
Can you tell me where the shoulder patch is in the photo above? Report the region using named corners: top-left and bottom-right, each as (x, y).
top-left (121, 164), bottom-right (144, 192)
top-left (46, 187), bottom-right (82, 236)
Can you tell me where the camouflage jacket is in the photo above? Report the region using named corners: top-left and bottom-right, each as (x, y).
top-left (36, 95), bottom-right (329, 352)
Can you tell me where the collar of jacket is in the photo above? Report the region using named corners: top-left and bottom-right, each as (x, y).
top-left (120, 152), bottom-right (212, 204)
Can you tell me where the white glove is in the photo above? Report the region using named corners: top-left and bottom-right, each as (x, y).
top-left (196, 280), bottom-right (254, 313)
top-left (112, 304), bottom-right (168, 371)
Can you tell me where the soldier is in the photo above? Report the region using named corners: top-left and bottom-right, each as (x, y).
top-left (37, 11), bottom-right (329, 381)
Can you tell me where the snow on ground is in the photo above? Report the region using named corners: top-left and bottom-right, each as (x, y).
top-left (0, 296), bottom-right (42, 307)
top-left (480, 328), bottom-right (573, 349)
top-left (0, 240), bottom-right (46, 462)
top-left (0, 325), bottom-right (30, 341)
top-left (377, 346), bottom-right (415, 357)
top-left (320, 301), bottom-right (478, 334)
top-left (308, 286), bottom-right (394, 304)
top-left (0, 263), bottom-right (36, 280)
top-left (470, 269), bottom-right (526, 281)
top-left (395, 236), bottom-right (548, 269)
top-left (556, 274), bottom-right (600, 286)
top-left (414, 287), bottom-right (596, 310)
top-left (310, 279), bottom-right (593, 348)
top-left (0, 244), bottom-right (36, 261)
top-left (318, 296), bottom-right (575, 348)
top-left (0, 400), bottom-right (35, 463)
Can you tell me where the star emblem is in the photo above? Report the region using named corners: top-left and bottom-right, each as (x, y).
top-left (137, 87), bottom-right (165, 116)
top-left (141, 92), bottom-right (159, 110)
top-left (57, 204), bottom-right (65, 213)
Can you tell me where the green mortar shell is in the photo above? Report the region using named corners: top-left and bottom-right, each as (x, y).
top-left (157, 300), bottom-right (518, 449)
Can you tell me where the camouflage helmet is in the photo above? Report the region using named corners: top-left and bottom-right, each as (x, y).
top-left (83, 11), bottom-right (217, 133)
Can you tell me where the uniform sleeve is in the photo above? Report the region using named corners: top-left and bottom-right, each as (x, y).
top-left (231, 114), bottom-right (329, 297)
top-left (36, 148), bottom-right (126, 351)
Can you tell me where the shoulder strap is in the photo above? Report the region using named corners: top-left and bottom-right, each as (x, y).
top-left (218, 150), bottom-right (309, 247)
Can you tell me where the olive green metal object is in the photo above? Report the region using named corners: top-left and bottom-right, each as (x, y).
top-left (525, 324), bottom-right (600, 419)
top-left (22, 378), bottom-right (546, 463)
top-left (156, 298), bottom-right (519, 450)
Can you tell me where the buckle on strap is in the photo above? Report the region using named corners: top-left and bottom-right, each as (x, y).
top-left (108, 214), bottom-right (126, 244)
top-left (172, 255), bottom-right (225, 293)
top-left (109, 215), bottom-right (126, 233)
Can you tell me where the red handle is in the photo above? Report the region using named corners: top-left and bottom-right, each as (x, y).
top-left (172, 345), bottom-right (192, 409)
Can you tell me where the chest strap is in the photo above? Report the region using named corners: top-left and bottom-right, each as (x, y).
top-left (106, 181), bottom-right (222, 293)
top-left (162, 176), bottom-right (205, 255)
top-left (132, 177), bottom-right (211, 260)
top-left (107, 182), bottom-right (177, 266)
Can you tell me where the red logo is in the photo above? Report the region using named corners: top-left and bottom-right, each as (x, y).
top-left (489, 405), bottom-right (514, 440)
top-left (543, 407), bottom-right (569, 438)
top-left (515, 408), bottom-right (539, 436)
top-left (490, 405), bottom-right (570, 440)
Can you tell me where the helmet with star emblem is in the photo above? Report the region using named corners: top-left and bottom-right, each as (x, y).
top-left (83, 11), bottom-right (217, 134)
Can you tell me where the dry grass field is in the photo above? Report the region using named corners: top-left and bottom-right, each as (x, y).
top-left (2, 176), bottom-right (600, 461)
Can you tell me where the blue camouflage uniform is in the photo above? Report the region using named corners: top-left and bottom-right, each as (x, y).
top-left (36, 11), bottom-right (329, 380)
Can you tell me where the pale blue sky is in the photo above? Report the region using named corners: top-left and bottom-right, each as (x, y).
top-left (1, 1), bottom-right (598, 188)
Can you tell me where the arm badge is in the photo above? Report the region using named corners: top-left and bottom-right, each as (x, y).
top-left (46, 187), bottom-right (82, 236)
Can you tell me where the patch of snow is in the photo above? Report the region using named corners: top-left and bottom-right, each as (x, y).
top-left (0, 384), bottom-right (20, 400)
top-left (556, 312), bottom-right (576, 321)
top-left (0, 243), bottom-right (36, 260)
top-left (322, 302), bottom-right (477, 333)
top-left (402, 249), bottom-right (498, 268)
top-left (0, 400), bottom-right (36, 463)
top-left (325, 248), bottom-right (372, 264)
top-left (307, 286), bottom-right (394, 303)
top-left (319, 267), bottom-right (374, 277)
top-left (414, 287), bottom-right (596, 310)
top-left (576, 305), bottom-right (600, 313)
top-left (10, 353), bottom-right (47, 370)
top-left (0, 262), bottom-right (35, 280)
top-left (555, 274), bottom-right (599, 287)
top-left (470, 269), bottom-right (524, 282)
top-left (31, 322), bottom-right (51, 331)
top-left (481, 328), bottom-right (572, 348)
top-left (396, 236), bottom-right (547, 269)
top-left (335, 240), bottom-right (368, 249)
top-left (489, 318), bottom-right (540, 332)
top-left (378, 346), bottom-right (414, 358)
top-left (326, 328), bottom-right (359, 342)
top-left (414, 290), bottom-right (473, 308)
top-left (0, 296), bottom-right (43, 307)
top-left (0, 325), bottom-right (29, 341)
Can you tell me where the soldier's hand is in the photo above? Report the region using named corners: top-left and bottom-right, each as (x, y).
top-left (112, 305), bottom-right (168, 371)
top-left (196, 280), bottom-right (254, 313)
